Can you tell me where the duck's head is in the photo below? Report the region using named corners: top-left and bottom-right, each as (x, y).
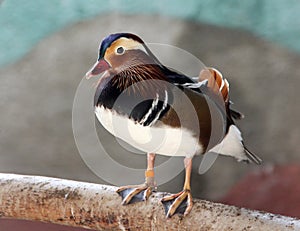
top-left (85, 33), bottom-right (159, 79)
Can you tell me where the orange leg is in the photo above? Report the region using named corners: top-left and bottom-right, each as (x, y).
top-left (116, 153), bottom-right (156, 204)
top-left (161, 157), bottom-right (193, 217)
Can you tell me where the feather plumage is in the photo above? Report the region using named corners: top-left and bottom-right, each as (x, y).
top-left (89, 32), bottom-right (261, 164)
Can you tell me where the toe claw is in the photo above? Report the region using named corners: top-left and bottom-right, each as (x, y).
top-left (145, 187), bottom-right (152, 200)
top-left (184, 193), bottom-right (193, 216)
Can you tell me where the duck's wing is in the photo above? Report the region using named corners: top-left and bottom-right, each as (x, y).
top-left (163, 66), bottom-right (261, 164)
top-left (198, 68), bottom-right (261, 164)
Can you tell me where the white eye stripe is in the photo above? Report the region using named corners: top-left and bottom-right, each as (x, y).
top-left (115, 44), bottom-right (148, 55)
top-left (113, 37), bottom-right (149, 55)
top-left (135, 44), bottom-right (149, 55)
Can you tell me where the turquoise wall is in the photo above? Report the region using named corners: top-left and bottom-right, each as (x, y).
top-left (1, 0), bottom-right (299, 67)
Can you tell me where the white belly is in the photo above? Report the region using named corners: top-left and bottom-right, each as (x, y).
top-left (95, 106), bottom-right (203, 158)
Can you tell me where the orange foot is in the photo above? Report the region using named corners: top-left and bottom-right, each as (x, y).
top-left (116, 184), bottom-right (152, 205)
top-left (161, 190), bottom-right (193, 218)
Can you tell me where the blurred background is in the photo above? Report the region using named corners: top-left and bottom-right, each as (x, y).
top-left (1, 1), bottom-right (300, 228)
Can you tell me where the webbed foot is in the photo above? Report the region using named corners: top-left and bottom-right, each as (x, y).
top-left (161, 190), bottom-right (193, 218)
top-left (117, 184), bottom-right (153, 205)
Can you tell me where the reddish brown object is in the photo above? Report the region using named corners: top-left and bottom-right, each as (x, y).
top-left (220, 164), bottom-right (300, 218)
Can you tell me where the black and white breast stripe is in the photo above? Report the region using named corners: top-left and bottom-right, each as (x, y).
top-left (139, 93), bottom-right (159, 125)
top-left (139, 90), bottom-right (169, 126)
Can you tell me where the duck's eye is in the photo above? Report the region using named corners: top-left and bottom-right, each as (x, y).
top-left (116, 46), bottom-right (125, 55)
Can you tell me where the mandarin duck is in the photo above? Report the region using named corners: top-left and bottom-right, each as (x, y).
top-left (85, 33), bottom-right (262, 218)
